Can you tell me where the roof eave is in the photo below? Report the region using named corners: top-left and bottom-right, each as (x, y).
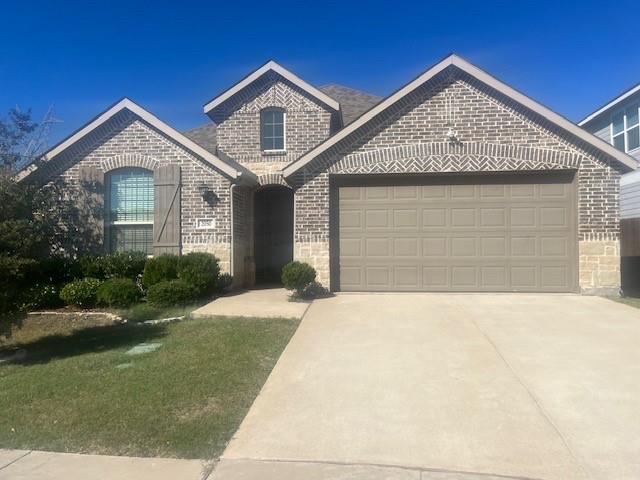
top-left (283, 54), bottom-right (637, 178)
top-left (579, 83), bottom-right (640, 126)
top-left (203, 60), bottom-right (341, 114)
top-left (17, 98), bottom-right (258, 185)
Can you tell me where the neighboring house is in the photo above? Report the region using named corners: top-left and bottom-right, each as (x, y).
top-left (579, 83), bottom-right (640, 161)
top-left (18, 54), bottom-right (636, 295)
top-left (580, 83), bottom-right (640, 293)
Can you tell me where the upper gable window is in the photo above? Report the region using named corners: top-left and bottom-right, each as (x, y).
top-left (261, 108), bottom-right (285, 151)
top-left (612, 103), bottom-right (640, 153)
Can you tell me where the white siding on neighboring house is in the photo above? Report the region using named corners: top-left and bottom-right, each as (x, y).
top-left (621, 170), bottom-right (640, 219)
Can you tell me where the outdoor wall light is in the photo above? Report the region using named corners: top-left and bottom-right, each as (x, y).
top-left (198, 184), bottom-right (219, 207)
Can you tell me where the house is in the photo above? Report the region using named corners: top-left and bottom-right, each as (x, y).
top-left (579, 83), bottom-right (640, 161)
top-left (580, 83), bottom-right (640, 293)
top-left (18, 54), bottom-right (636, 295)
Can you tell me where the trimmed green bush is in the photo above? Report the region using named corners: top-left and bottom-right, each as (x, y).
top-left (141, 254), bottom-right (179, 288)
top-left (34, 256), bottom-right (81, 285)
top-left (80, 252), bottom-right (147, 280)
top-left (60, 278), bottom-right (102, 308)
top-left (0, 255), bottom-right (38, 313)
top-left (21, 284), bottom-right (65, 311)
top-left (177, 252), bottom-right (220, 296)
top-left (281, 261), bottom-right (317, 296)
top-left (301, 281), bottom-right (330, 300)
top-left (147, 280), bottom-right (197, 308)
top-left (97, 278), bottom-right (142, 308)
top-left (216, 273), bottom-right (233, 293)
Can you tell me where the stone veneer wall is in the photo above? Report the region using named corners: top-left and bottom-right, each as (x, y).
top-left (46, 110), bottom-right (233, 272)
top-left (292, 68), bottom-right (624, 294)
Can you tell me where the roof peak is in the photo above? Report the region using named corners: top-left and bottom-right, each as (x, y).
top-left (203, 60), bottom-right (340, 114)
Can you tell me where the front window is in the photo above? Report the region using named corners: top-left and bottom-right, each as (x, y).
top-left (612, 103), bottom-right (640, 152)
top-left (261, 108), bottom-right (285, 151)
top-left (107, 168), bottom-right (154, 254)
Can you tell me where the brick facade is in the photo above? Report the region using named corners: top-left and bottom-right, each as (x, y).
top-left (38, 61), bottom-right (628, 296)
top-left (48, 110), bottom-right (234, 272)
top-left (209, 71), bottom-right (339, 169)
top-left (292, 70), bottom-right (624, 294)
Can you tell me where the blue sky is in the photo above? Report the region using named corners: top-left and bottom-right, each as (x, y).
top-left (2, 0), bottom-right (639, 146)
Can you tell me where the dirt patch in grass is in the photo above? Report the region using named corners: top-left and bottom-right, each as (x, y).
top-left (1, 312), bottom-right (120, 349)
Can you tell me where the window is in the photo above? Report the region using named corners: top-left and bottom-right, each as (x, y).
top-left (612, 103), bottom-right (640, 152)
top-left (107, 168), bottom-right (154, 254)
top-left (260, 108), bottom-right (285, 151)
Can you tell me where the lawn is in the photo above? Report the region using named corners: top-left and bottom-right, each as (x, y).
top-left (609, 296), bottom-right (640, 309)
top-left (0, 315), bottom-right (298, 459)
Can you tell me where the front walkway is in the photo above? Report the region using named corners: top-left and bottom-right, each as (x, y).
top-left (0, 449), bottom-right (207, 480)
top-left (211, 293), bottom-right (640, 480)
top-left (192, 287), bottom-right (310, 319)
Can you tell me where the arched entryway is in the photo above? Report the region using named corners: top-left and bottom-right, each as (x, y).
top-left (254, 186), bottom-right (294, 284)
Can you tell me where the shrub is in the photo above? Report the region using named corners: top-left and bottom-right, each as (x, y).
top-left (301, 281), bottom-right (330, 300)
top-left (177, 252), bottom-right (220, 296)
top-left (34, 256), bottom-right (81, 284)
top-left (216, 273), bottom-right (233, 293)
top-left (281, 261), bottom-right (316, 296)
top-left (59, 278), bottom-right (102, 308)
top-left (97, 278), bottom-right (142, 308)
top-left (141, 254), bottom-right (179, 288)
top-left (0, 255), bottom-right (37, 313)
top-left (80, 252), bottom-right (147, 280)
top-left (21, 284), bottom-right (65, 311)
top-left (147, 279), bottom-right (197, 308)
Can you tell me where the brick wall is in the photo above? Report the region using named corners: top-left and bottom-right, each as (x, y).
top-left (47, 110), bottom-right (233, 272)
top-left (292, 68), bottom-right (623, 293)
top-left (209, 71), bottom-right (337, 169)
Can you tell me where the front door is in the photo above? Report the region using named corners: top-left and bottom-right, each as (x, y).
top-left (254, 186), bottom-right (294, 284)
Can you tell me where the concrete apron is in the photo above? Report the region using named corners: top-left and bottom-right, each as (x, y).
top-left (211, 294), bottom-right (640, 480)
top-left (192, 287), bottom-right (310, 319)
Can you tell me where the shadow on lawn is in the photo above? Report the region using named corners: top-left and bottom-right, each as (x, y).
top-left (2, 323), bottom-right (168, 366)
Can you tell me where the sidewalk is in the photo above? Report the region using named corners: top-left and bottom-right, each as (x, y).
top-left (192, 287), bottom-right (310, 319)
top-left (0, 449), bottom-right (209, 480)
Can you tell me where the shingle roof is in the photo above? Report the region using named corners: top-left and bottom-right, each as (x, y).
top-left (319, 84), bottom-right (382, 125)
top-left (183, 123), bottom-right (217, 154)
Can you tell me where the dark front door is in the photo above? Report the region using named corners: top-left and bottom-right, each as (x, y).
top-left (254, 186), bottom-right (294, 284)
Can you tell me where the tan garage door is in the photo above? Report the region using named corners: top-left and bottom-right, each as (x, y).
top-left (336, 173), bottom-right (577, 292)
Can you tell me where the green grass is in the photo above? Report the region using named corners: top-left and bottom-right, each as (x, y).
top-left (0, 316), bottom-right (298, 459)
top-left (115, 303), bottom-right (200, 323)
top-left (609, 296), bottom-right (640, 309)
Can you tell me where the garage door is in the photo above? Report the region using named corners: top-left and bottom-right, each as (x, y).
top-left (336, 173), bottom-right (577, 292)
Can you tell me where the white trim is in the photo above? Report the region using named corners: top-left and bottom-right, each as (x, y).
top-left (610, 103), bottom-right (640, 153)
top-left (17, 98), bottom-right (258, 184)
top-left (283, 54), bottom-right (637, 177)
top-left (111, 221), bottom-right (153, 225)
top-left (203, 60), bottom-right (340, 113)
top-left (579, 83), bottom-right (640, 126)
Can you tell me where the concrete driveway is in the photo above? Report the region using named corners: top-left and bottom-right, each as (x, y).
top-left (210, 294), bottom-right (640, 480)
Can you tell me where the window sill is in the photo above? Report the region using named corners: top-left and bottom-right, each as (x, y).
top-left (262, 150), bottom-right (287, 156)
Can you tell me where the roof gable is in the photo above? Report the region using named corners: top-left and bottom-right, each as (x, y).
top-left (579, 82), bottom-right (640, 126)
top-left (17, 98), bottom-right (257, 184)
top-left (203, 60), bottom-right (340, 114)
top-left (283, 54), bottom-right (636, 177)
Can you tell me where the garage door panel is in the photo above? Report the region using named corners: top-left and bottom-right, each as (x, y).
top-left (337, 174), bottom-right (576, 292)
